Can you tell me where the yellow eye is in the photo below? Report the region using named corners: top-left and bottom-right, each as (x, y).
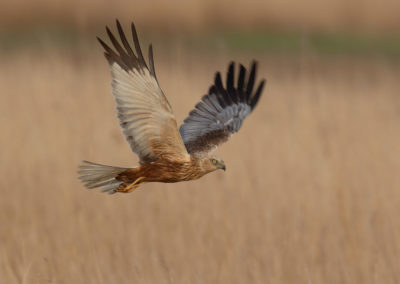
top-left (212, 159), bottom-right (217, 164)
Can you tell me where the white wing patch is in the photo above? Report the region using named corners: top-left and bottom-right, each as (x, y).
top-left (110, 63), bottom-right (188, 162)
top-left (97, 21), bottom-right (189, 163)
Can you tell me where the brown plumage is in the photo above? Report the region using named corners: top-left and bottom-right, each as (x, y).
top-left (78, 20), bottom-right (266, 194)
top-left (115, 157), bottom-right (217, 192)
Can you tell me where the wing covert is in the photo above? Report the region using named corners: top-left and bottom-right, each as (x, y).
top-left (179, 62), bottom-right (265, 157)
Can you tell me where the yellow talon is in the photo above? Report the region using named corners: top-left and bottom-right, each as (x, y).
top-left (117, 177), bottom-right (146, 193)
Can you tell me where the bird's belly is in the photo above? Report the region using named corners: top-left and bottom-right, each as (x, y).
top-left (141, 160), bottom-right (204, 183)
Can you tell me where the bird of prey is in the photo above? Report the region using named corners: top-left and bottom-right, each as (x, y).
top-left (78, 20), bottom-right (266, 194)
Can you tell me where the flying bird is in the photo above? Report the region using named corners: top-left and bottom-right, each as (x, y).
top-left (78, 20), bottom-right (266, 194)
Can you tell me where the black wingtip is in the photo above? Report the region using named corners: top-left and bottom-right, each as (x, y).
top-left (249, 79), bottom-right (265, 110)
top-left (215, 72), bottom-right (224, 90)
top-left (131, 22), bottom-right (136, 32)
top-left (237, 64), bottom-right (246, 102)
top-left (245, 61), bottom-right (257, 102)
top-left (105, 26), bottom-right (112, 38)
top-left (116, 20), bottom-right (135, 57)
top-left (148, 44), bottom-right (157, 79)
top-left (96, 36), bottom-right (105, 46)
top-left (130, 22), bottom-right (146, 67)
top-left (208, 85), bottom-right (218, 95)
top-left (227, 62), bottom-right (239, 103)
top-left (250, 61), bottom-right (258, 77)
top-left (213, 73), bottom-right (229, 107)
top-left (227, 62), bottom-right (235, 89)
top-left (251, 60), bottom-right (258, 69)
top-left (238, 64), bottom-right (246, 89)
top-left (105, 25), bottom-right (124, 54)
top-left (228, 61), bottom-right (235, 73)
top-left (115, 20), bottom-right (122, 36)
top-left (97, 36), bottom-right (115, 61)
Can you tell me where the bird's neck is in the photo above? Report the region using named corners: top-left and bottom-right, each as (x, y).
top-left (190, 156), bottom-right (214, 175)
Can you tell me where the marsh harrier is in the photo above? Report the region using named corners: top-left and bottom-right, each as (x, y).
top-left (78, 21), bottom-right (266, 194)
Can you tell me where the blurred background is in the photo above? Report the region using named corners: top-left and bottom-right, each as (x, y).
top-left (1, 0), bottom-right (400, 283)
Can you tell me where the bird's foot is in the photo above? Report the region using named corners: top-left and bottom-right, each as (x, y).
top-left (116, 177), bottom-right (145, 193)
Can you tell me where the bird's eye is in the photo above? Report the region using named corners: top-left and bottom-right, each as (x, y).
top-left (212, 159), bottom-right (217, 164)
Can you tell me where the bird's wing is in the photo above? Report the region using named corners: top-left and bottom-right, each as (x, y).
top-left (98, 20), bottom-right (188, 163)
top-left (179, 62), bottom-right (265, 157)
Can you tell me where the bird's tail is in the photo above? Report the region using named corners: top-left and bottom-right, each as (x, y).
top-left (78, 160), bottom-right (130, 194)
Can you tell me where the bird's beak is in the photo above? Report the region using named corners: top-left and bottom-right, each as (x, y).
top-left (219, 162), bottom-right (226, 171)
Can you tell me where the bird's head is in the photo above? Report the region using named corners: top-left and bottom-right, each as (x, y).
top-left (204, 157), bottom-right (226, 172)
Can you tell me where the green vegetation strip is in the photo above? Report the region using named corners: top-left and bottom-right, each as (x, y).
top-left (1, 26), bottom-right (400, 57)
top-left (219, 31), bottom-right (400, 56)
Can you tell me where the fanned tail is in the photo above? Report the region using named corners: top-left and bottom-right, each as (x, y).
top-left (77, 161), bottom-right (129, 194)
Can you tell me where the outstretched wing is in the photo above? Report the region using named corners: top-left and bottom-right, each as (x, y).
top-left (179, 62), bottom-right (265, 157)
top-left (98, 20), bottom-right (188, 163)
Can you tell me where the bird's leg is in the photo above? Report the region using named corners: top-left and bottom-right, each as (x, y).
top-left (117, 177), bottom-right (146, 193)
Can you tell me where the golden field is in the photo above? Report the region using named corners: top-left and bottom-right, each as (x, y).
top-left (1, 38), bottom-right (400, 283)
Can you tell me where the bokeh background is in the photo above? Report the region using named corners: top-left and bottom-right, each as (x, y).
top-left (1, 1), bottom-right (400, 283)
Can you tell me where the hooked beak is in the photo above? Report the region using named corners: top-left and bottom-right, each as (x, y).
top-left (219, 162), bottom-right (226, 171)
